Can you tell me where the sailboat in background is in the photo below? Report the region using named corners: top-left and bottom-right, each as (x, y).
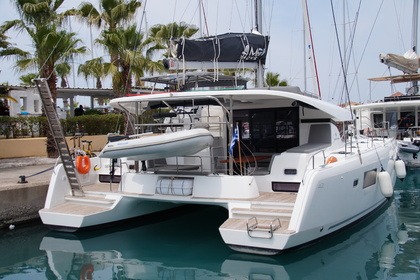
top-left (353, 0), bottom-right (420, 167)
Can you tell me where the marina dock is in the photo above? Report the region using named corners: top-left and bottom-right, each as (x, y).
top-left (0, 157), bottom-right (56, 228)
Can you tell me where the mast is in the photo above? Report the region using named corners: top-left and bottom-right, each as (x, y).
top-left (412, 0), bottom-right (419, 94)
top-left (255, 0), bottom-right (264, 87)
top-left (302, 0), bottom-right (321, 97)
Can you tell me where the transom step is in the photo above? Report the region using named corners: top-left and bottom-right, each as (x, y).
top-left (65, 195), bottom-right (115, 206)
top-left (219, 218), bottom-right (295, 235)
top-left (231, 207), bottom-right (293, 219)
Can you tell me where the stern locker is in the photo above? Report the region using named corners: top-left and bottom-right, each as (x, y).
top-left (156, 177), bottom-right (194, 196)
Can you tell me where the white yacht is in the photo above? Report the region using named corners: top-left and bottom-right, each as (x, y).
top-left (353, 96), bottom-right (420, 167)
top-left (38, 84), bottom-right (405, 255)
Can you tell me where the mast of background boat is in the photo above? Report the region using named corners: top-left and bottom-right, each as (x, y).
top-left (302, 0), bottom-right (321, 97)
top-left (412, 0), bottom-right (419, 94)
top-left (254, 0), bottom-right (264, 87)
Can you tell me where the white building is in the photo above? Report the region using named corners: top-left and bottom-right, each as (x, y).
top-left (5, 86), bottom-right (115, 119)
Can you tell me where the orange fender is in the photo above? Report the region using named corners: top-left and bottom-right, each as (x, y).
top-left (76, 155), bottom-right (91, 174)
top-left (326, 156), bottom-right (338, 164)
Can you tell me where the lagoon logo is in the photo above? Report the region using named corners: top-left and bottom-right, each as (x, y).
top-left (240, 45), bottom-right (266, 61)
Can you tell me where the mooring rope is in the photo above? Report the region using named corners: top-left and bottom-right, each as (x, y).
top-left (18, 166), bottom-right (55, 184)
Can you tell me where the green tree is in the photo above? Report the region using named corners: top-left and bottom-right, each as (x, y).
top-left (78, 57), bottom-right (106, 89)
top-left (96, 25), bottom-right (163, 94)
top-left (265, 71), bottom-right (288, 87)
top-left (56, 62), bottom-right (71, 88)
top-left (1, 0), bottom-right (86, 157)
top-left (0, 33), bottom-right (28, 56)
top-left (75, 0), bottom-right (142, 96)
top-left (19, 73), bottom-right (38, 86)
top-left (146, 22), bottom-right (199, 58)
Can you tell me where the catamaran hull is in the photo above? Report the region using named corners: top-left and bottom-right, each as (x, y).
top-left (219, 145), bottom-right (396, 254)
top-left (38, 162), bottom-right (178, 231)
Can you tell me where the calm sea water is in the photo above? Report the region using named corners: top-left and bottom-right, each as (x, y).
top-left (0, 170), bottom-right (419, 280)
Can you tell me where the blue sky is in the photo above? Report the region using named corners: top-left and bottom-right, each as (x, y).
top-left (0, 0), bottom-right (415, 105)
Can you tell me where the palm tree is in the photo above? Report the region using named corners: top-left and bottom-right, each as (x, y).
top-left (78, 57), bottom-right (106, 89)
top-left (96, 25), bottom-right (164, 95)
top-left (146, 22), bottom-right (199, 58)
top-left (56, 62), bottom-right (71, 88)
top-left (75, 0), bottom-right (142, 96)
top-left (1, 0), bottom-right (86, 157)
top-left (19, 73), bottom-right (38, 86)
top-left (2, 1), bottom-right (86, 100)
top-left (265, 71), bottom-right (288, 87)
top-left (76, 0), bottom-right (142, 31)
top-left (0, 33), bottom-right (28, 56)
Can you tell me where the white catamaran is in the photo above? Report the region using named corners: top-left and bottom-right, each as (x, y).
top-left (36, 76), bottom-right (405, 255)
top-left (34, 0), bottom-right (407, 255)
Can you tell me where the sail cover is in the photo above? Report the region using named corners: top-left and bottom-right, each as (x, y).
top-left (171, 32), bottom-right (270, 63)
top-left (380, 50), bottom-right (420, 74)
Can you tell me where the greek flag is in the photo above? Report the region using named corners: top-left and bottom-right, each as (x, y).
top-left (229, 123), bottom-right (239, 155)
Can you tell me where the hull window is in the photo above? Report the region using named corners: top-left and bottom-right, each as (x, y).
top-left (272, 182), bottom-right (300, 192)
top-left (363, 169), bottom-right (377, 188)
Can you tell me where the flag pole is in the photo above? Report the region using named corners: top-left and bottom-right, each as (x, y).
top-left (237, 123), bottom-right (242, 175)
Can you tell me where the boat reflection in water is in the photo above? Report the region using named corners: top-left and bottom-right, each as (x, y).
top-left (39, 200), bottom-right (409, 280)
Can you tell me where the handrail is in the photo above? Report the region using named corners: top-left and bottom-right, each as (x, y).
top-left (247, 217), bottom-right (281, 239)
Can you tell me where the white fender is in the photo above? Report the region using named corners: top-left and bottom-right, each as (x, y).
top-left (378, 171), bottom-right (393, 198)
top-left (395, 159), bottom-right (406, 179)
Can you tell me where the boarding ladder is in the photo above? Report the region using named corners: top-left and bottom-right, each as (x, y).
top-left (34, 78), bottom-right (83, 196)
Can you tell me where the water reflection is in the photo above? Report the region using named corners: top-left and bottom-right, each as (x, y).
top-left (39, 203), bottom-right (406, 279)
top-left (0, 174), bottom-right (419, 279)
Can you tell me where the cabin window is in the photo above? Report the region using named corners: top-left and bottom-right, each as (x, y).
top-left (363, 169), bottom-right (377, 188)
top-left (399, 111), bottom-right (415, 129)
top-left (233, 107), bottom-right (299, 154)
top-left (386, 111), bottom-right (397, 129)
top-left (372, 113), bottom-right (384, 128)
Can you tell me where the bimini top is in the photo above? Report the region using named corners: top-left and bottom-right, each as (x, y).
top-left (110, 88), bottom-right (353, 122)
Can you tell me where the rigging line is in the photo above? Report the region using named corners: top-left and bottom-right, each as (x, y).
top-left (330, 0), bottom-right (352, 117)
top-left (200, 0), bottom-right (210, 36)
top-left (172, 0), bottom-right (178, 24)
top-left (179, 0), bottom-right (195, 27)
top-left (392, 0), bottom-right (406, 52)
top-left (339, 0), bottom-right (362, 104)
top-left (187, 4), bottom-right (200, 30)
top-left (348, 0), bottom-right (385, 99)
top-left (387, 68), bottom-right (398, 94)
top-left (266, 0), bottom-right (275, 35)
top-left (233, 0), bottom-right (246, 33)
top-left (121, 0), bottom-right (148, 97)
top-left (228, 0), bottom-right (234, 31)
top-left (38, 4), bottom-right (97, 83)
top-left (39, 29), bottom-right (79, 82)
top-left (215, 0), bottom-right (220, 35)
